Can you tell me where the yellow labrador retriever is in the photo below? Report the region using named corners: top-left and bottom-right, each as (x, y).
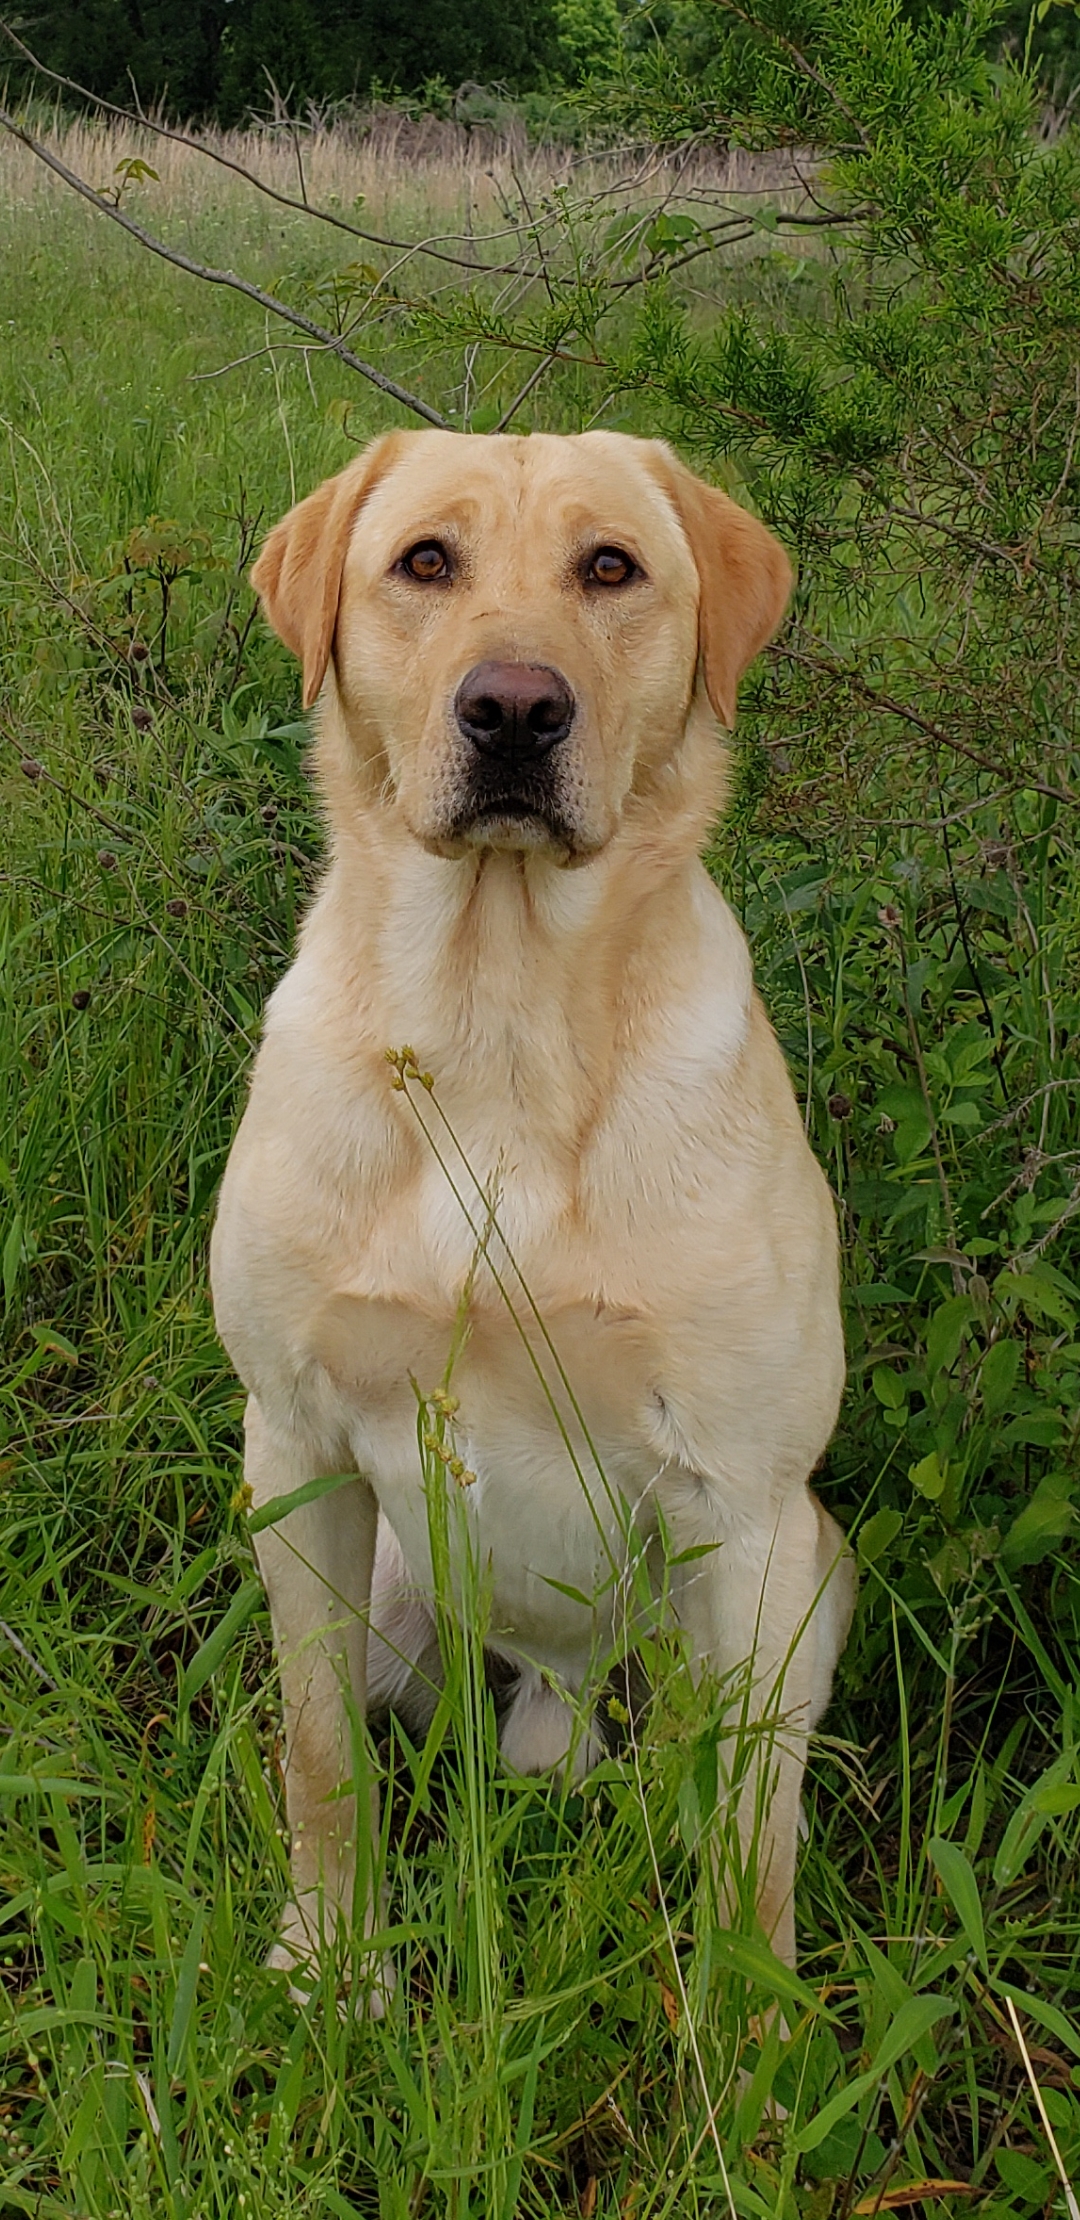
top-left (211, 429), bottom-right (853, 1991)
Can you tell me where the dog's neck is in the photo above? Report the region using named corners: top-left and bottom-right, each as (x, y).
top-left (300, 704), bottom-right (750, 1163)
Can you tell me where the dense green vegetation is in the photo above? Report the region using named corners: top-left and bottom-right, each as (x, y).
top-left (5, 0), bottom-right (1080, 121)
top-left (2, 0), bottom-right (563, 120)
top-left (1, 1), bottom-right (1078, 2212)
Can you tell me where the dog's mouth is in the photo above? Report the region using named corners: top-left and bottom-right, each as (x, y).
top-left (446, 781), bottom-right (580, 857)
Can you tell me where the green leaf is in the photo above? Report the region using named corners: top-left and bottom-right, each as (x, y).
top-left (929, 1836), bottom-right (987, 1972)
top-left (858, 1506), bottom-right (903, 1563)
top-left (893, 1115), bottom-right (933, 1163)
top-left (980, 1337), bottom-right (1020, 1416)
top-left (539, 1575), bottom-right (594, 1607)
top-left (949, 1037), bottom-right (993, 1081)
top-left (866, 1992), bottom-right (955, 2078)
top-left (996, 1270), bottom-right (1076, 1329)
top-left (58, 2064), bottom-right (100, 2169)
top-left (2, 1210), bottom-right (22, 1313)
top-left (909, 1451), bottom-right (947, 1501)
top-left (996, 2148), bottom-right (1052, 2201)
top-left (872, 1365), bottom-right (906, 1409)
top-left (176, 1580), bottom-right (264, 1715)
top-left (32, 1324), bottom-right (79, 1363)
top-left (1032, 1781), bottom-right (1080, 1814)
top-left (646, 212), bottom-right (701, 249)
top-left (0, 1775), bottom-right (102, 1797)
top-left (992, 1756), bottom-right (1076, 1886)
top-left (1002, 1480), bottom-right (1075, 1570)
top-left (166, 1904), bottom-right (206, 2074)
top-left (677, 1775), bottom-right (701, 1849)
top-left (0, 2004), bottom-right (114, 2043)
top-left (795, 1996), bottom-right (954, 2152)
top-left (925, 1295), bottom-right (974, 1376)
top-left (324, 2194), bottom-right (373, 2220)
top-left (877, 1083), bottom-right (925, 1122)
top-left (1001, 1414), bottom-right (1064, 1447)
top-left (251, 722), bottom-right (310, 789)
top-left (709, 1927), bottom-right (833, 2019)
top-left (247, 1469), bottom-right (359, 1533)
top-left (266, 2024), bottom-right (309, 2168)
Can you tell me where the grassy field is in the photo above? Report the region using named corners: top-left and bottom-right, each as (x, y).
top-left (1, 114), bottom-right (1079, 2220)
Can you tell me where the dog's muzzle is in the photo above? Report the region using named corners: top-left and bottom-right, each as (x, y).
top-left (450, 660), bottom-right (578, 850)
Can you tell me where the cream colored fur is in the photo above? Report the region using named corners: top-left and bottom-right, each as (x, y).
top-left (210, 429), bottom-right (854, 1990)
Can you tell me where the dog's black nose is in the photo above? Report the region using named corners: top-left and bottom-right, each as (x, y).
top-left (454, 662), bottom-right (575, 758)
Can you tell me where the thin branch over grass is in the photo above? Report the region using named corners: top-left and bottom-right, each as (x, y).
top-left (0, 102), bottom-right (451, 428)
top-left (0, 17), bottom-right (543, 278)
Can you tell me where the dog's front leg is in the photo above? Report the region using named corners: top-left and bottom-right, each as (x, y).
top-left (662, 1474), bottom-right (854, 1968)
top-left (243, 1396), bottom-right (384, 2003)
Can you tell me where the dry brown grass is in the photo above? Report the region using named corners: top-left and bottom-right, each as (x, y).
top-left (0, 105), bottom-right (814, 242)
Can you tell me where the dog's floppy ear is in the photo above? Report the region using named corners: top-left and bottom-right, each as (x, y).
top-left (250, 432), bottom-right (410, 709)
top-left (645, 444), bottom-right (792, 729)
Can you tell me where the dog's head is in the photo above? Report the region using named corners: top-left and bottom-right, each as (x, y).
top-left (251, 430), bottom-right (791, 862)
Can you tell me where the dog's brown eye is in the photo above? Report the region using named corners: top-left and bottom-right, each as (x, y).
top-left (401, 541), bottom-right (450, 582)
top-left (586, 546), bottom-right (637, 587)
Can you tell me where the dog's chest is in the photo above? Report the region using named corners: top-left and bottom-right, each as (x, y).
top-left (295, 1126), bottom-right (667, 1664)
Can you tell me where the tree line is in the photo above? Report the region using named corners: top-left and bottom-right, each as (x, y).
top-left (4, 0), bottom-right (564, 122)
top-left (5, 0), bottom-right (1078, 128)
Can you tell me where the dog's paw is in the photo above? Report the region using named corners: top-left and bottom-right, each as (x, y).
top-left (267, 1932), bottom-right (322, 2010)
top-left (268, 1913), bottom-right (396, 2018)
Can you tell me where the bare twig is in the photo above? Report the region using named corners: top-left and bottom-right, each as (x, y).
top-left (0, 1618), bottom-right (58, 1690)
top-left (1025, 362), bottom-right (1080, 562)
top-left (978, 1079), bottom-right (1080, 1141)
top-left (770, 642), bottom-right (1075, 808)
top-left (900, 964), bottom-right (966, 1295)
top-left (844, 789), bottom-right (1012, 834)
top-left (1015, 1177), bottom-right (1080, 1267)
top-left (187, 340), bottom-right (320, 381)
top-left (493, 350), bottom-right (560, 431)
top-left (875, 501), bottom-right (1026, 573)
top-left (774, 872), bottom-right (815, 1133)
top-left (1005, 1997), bottom-right (1080, 2220)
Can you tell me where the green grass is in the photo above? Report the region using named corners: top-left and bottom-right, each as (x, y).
top-left (1, 131), bottom-right (1079, 2219)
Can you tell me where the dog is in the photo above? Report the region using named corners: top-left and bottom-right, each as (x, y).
top-left (210, 428), bottom-right (854, 1993)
